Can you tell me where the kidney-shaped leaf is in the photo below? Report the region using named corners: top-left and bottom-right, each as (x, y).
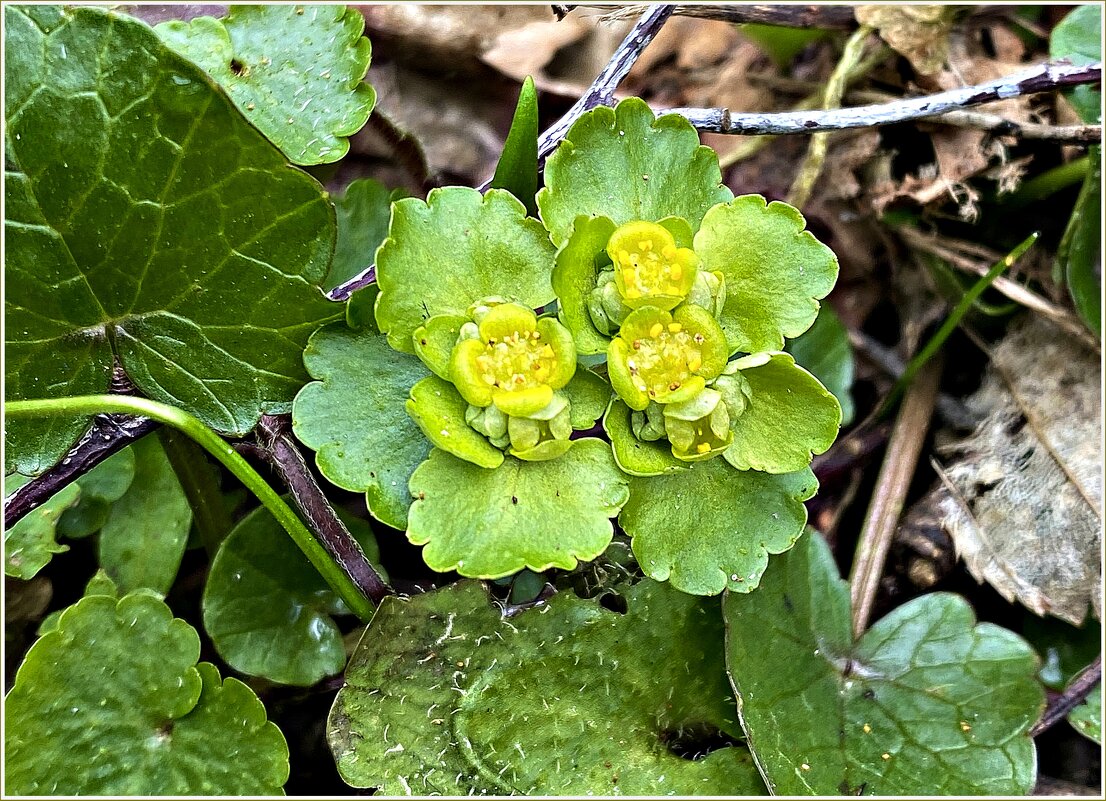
top-left (157, 4), bottom-right (376, 165)
top-left (4, 592), bottom-right (288, 795)
top-left (374, 187), bottom-right (556, 353)
top-left (619, 460), bottom-right (817, 595)
top-left (203, 501), bottom-right (383, 686)
top-left (293, 324), bottom-right (431, 530)
top-left (406, 439), bottom-right (629, 578)
top-left (724, 531), bottom-right (1044, 795)
top-left (694, 195), bottom-right (838, 354)
top-left (329, 579), bottom-right (766, 795)
top-left (4, 4), bottom-right (340, 475)
top-left (538, 97), bottom-right (732, 246)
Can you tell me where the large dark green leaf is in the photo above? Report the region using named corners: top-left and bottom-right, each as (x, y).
top-left (4, 4), bottom-right (341, 475)
top-left (1050, 5), bottom-right (1101, 124)
top-left (724, 531), bottom-right (1044, 795)
top-left (329, 580), bottom-right (766, 794)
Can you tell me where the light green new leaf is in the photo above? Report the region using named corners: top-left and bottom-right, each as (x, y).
top-left (37, 569), bottom-right (121, 637)
top-left (4, 475), bottom-right (78, 579)
top-left (490, 76), bottom-right (539, 217)
top-left (695, 195), bottom-right (838, 354)
top-left (724, 531), bottom-right (1044, 795)
top-left (604, 399), bottom-right (688, 476)
top-left (5, 593), bottom-right (288, 795)
top-left (5, 5), bottom-right (341, 475)
top-left (551, 214), bottom-right (618, 354)
top-left (97, 436), bottom-right (192, 595)
top-left (325, 178), bottom-right (398, 292)
top-left (329, 579), bottom-right (766, 795)
top-left (723, 353), bottom-right (841, 473)
top-left (56, 448), bottom-right (137, 539)
top-left (1050, 5), bottom-right (1101, 124)
top-left (562, 367), bottom-right (612, 429)
top-left (619, 461), bottom-right (816, 594)
top-left (538, 97), bottom-right (733, 246)
top-left (407, 440), bottom-right (629, 577)
top-left (293, 324), bottom-right (431, 530)
top-left (375, 187), bottom-right (556, 353)
top-left (786, 303), bottom-right (856, 426)
top-left (406, 376), bottom-right (504, 468)
top-left (156, 4), bottom-right (376, 164)
top-left (203, 502), bottom-right (383, 686)
top-left (1069, 685), bottom-right (1102, 744)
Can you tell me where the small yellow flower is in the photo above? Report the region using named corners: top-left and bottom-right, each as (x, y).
top-left (607, 221), bottom-right (698, 310)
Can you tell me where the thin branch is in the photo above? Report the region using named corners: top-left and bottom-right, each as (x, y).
top-left (589, 3), bottom-right (857, 29)
top-left (848, 358), bottom-right (942, 638)
top-left (1030, 655), bottom-right (1102, 737)
top-left (536, 5), bottom-right (674, 161)
top-left (255, 414), bottom-right (392, 606)
top-left (669, 61), bottom-right (1102, 136)
top-left (332, 5), bottom-right (675, 303)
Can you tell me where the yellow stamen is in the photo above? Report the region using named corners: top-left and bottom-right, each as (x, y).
top-left (668, 322), bottom-right (682, 333)
top-left (541, 344), bottom-right (554, 358)
top-left (649, 323), bottom-right (664, 338)
top-left (662, 244), bottom-right (677, 259)
top-left (696, 442), bottom-right (711, 454)
top-left (687, 356), bottom-right (702, 373)
top-left (670, 264), bottom-right (683, 281)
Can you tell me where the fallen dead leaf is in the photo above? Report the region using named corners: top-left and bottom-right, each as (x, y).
top-left (856, 4), bottom-right (957, 76)
top-left (936, 315), bottom-right (1103, 626)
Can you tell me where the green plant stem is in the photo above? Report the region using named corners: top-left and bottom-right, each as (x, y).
top-left (879, 232), bottom-right (1039, 418)
top-left (6, 395), bottom-right (375, 621)
top-left (1003, 155), bottom-right (1090, 209)
top-left (786, 24), bottom-right (873, 208)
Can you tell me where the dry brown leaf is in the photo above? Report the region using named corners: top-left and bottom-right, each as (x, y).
top-left (480, 18), bottom-right (590, 83)
top-left (856, 4), bottom-right (956, 76)
top-left (936, 315), bottom-right (1103, 625)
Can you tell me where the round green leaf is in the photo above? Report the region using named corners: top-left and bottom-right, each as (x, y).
top-left (1069, 685), bottom-right (1102, 744)
top-left (406, 439), bottom-right (629, 578)
top-left (38, 569), bottom-right (120, 637)
top-left (98, 436), bottom-right (192, 595)
top-left (329, 579), bottom-right (766, 795)
top-left (4, 475), bottom-right (78, 579)
top-left (293, 324), bottom-right (431, 529)
top-left (619, 460), bottom-right (817, 594)
top-left (1050, 5), bottom-right (1101, 124)
top-left (156, 4), bottom-right (376, 164)
top-left (537, 97), bottom-right (733, 246)
top-left (551, 214), bottom-right (618, 354)
top-left (786, 303), bottom-right (856, 426)
top-left (694, 195), bottom-right (839, 354)
top-left (406, 376), bottom-right (505, 469)
top-left (603, 398), bottom-right (688, 476)
top-left (5, 593), bottom-right (288, 795)
top-left (56, 447), bottom-right (138, 539)
top-left (5, 5), bottom-right (342, 475)
top-left (375, 187), bottom-right (556, 353)
top-left (562, 366), bottom-right (612, 429)
top-left (722, 352), bottom-right (841, 473)
top-left (724, 531), bottom-right (1044, 795)
top-left (325, 178), bottom-right (400, 292)
top-left (203, 501), bottom-right (383, 686)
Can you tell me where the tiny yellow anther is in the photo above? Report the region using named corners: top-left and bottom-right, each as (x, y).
top-left (541, 344), bottom-right (555, 358)
top-left (670, 264), bottom-right (683, 281)
top-left (687, 356), bottom-right (702, 373)
top-left (668, 322), bottom-right (682, 333)
top-left (662, 244), bottom-right (677, 260)
top-left (696, 442), bottom-right (711, 454)
top-left (668, 381), bottom-right (681, 391)
top-left (649, 323), bottom-right (664, 338)
top-left (638, 240), bottom-right (652, 252)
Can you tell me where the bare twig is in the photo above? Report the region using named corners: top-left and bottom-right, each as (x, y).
top-left (4, 414), bottom-right (159, 527)
top-left (849, 358), bottom-right (942, 637)
top-left (536, 5), bottom-right (674, 161)
top-left (590, 3), bottom-right (857, 29)
top-left (788, 24), bottom-right (873, 208)
top-left (255, 415), bottom-right (392, 606)
top-left (1030, 655), bottom-right (1102, 738)
top-left (669, 61), bottom-right (1102, 136)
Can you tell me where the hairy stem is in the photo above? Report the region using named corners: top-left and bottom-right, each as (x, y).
top-left (255, 414), bottom-right (392, 606)
top-left (6, 396), bottom-right (375, 622)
